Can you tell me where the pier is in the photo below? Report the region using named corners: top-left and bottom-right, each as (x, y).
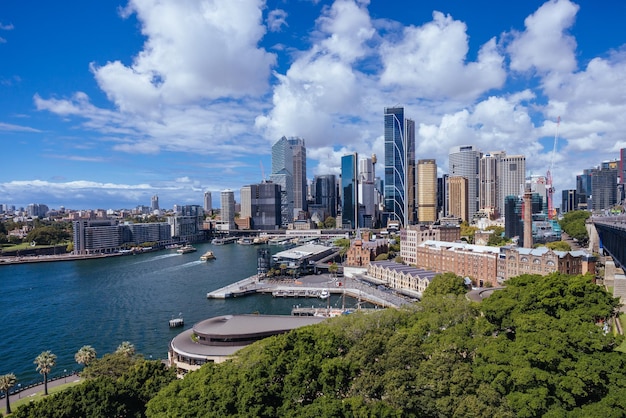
top-left (206, 274), bottom-right (414, 308)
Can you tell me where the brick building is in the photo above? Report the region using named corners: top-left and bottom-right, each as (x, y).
top-left (345, 231), bottom-right (388, 267)
top-left (400, 224), bottom-right (461, 265)
top-left (497, 246), bottom-right (596, 281)
top-left (367, 261), bottom-right (437, 295)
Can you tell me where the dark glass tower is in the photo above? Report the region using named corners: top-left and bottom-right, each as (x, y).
top-left (341, 153), bottom-right (358, 229)
top-left (383, 107), bottom-right (415, 227)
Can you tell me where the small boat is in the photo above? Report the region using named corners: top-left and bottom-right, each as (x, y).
top-left (165, 243), bottom-right (183, 250)
top-left (177, 245), bottom-right (197, 254)
top-left (200, 251), bottom-right (216, 261)
top-left (319, 289), bottom-right (330, 300)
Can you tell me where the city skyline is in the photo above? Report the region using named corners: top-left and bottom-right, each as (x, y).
top-left (1, 0), bottom-right (626, 209)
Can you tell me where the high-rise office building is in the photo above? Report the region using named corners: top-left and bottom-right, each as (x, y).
top-left (245, 182), bottom-right (282, 230)
top-left (240, 186), bottom-right (252, 219)
top-left (438, 174), bottom-right (448, 218)
top-left (220, 189), bottom-right (236, 230)
top-left (449, 145), bottom-right (480, 221)
top-left (270, 136), bottom-right (307, 226)
top-left (384, 106), bottom-right (415, 227)
top-left (561, 189), bottom-right (577, 213)
top-left (204, 191), bottom-right (212, 213)
top-left (313, 174), bottom-right (337, 219)
top-left (448, 176), bottom-right (468, 222)
top-left (576, 169), bottom-right (592, 209)
top-left (417, 159), bottom-right (437, 223)
top-left (479, 152), bottom-right (501, 217)
top-left (592, 161), bottom-right (619, 211)
top-left (499, 154), bottom-right (526, 215)
top-left (358, 156), bottom-right (376, 228)
top-left (151, 195), bottom-right (159, 212)
top-left (341, 153), bottom-right (358, 229)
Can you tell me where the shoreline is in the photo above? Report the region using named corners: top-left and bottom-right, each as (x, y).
top-left (0, 251), bottom-right (128, 265)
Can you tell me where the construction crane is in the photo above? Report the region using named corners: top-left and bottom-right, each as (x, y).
top-left (546, 116), bottom-right (560, 220)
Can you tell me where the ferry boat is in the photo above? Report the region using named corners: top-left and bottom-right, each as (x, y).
top-left (177, 245), bottom-right (197, 254)
top-left (200, 251), bottom-right (216, 261)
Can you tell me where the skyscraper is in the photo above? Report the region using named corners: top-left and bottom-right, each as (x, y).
top-left (246, 182), bottom-right (282, 230)
top-left (203, 191), bottom-right (212, 213)
top-left (270, 136), bottom-right (307, 226)
top-left (449, 145), bottom-right (480, 221)
top-left (341, 153), bottom-right (358, 229)
top-left (592, 161), bottom-right (619, 211)
top-left (499, 154), bottom-right (526, 216)
top-left (220, 189), bottom-right (236, 230)
top-left (151, 195), bottom-right (159, 212)
top-left (358, 156), bottom-right (376, 228)
top-left (313, 174), bottom-right (337, 218)
top-left (384, 106), bottom-right (415, 227)
top-left (448, 176), bottom-right (468, 222)
top-left (417, 159), bottom-right (437, 223)
top-left (479, 152), bottom-right (501, 217)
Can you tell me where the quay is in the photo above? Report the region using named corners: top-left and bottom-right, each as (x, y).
top-left (206, 273), bottom-right (415, 308)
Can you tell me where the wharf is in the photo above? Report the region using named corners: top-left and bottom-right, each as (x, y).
top-left (206, 274), bottom-right (414, 309)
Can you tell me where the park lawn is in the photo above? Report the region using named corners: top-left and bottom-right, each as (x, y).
top-left (616, 313), bottom-right (626, 353)
top-left (0, 380), bottom-right (82, 414)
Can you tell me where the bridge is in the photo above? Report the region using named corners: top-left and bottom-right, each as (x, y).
top-left (592, 216), bottom-right (626, 269)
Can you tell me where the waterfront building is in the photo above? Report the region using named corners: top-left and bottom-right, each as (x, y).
top-left (417, 159), bottom-right (437, 223)
top-left (447, 176), bottom-right (469, 222)
top-left (272, 244), bottom-right (336, 275)
top-left (168, 315), bottom-right (325, 376)
top-left (497, 246), bottom-right (596, 281)
top-left (220, 189), bottom-right (236, 230)
top-left (127, 222), bottom-right (171, 244)
top-left (345, 231), bottom-right (388, 267)
top-left (383, 106), bottom-right (416, 227)
top-left (204, 191), bottom-right (212, 214)
top-left (399, 224), bottom-right (461, 265)
top-left (341, 153), bottom-right (358, 229)
top-left (449, 145), bottom-right (481, 221)
top-left (591, 161), bottom-right (619, 211)
top-left (366, 261), bottom-right (437, 297)
top-left (415, 240), bottom-right (500, 287)
top-left (73, 219), bottom-right (122, 254)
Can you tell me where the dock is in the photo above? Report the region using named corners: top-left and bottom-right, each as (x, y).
top-left (169, 317), bottom-right (184, 327)
top-left (206, 275), bottom-right (414, 308)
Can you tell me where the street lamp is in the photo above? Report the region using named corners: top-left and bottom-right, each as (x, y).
top-left (64, 369), bottom-right (67, 383)
top-left (17, 383), bottom-right (21, 399)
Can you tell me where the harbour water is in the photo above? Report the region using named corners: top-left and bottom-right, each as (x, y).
top-left (0, 243), bottom-right (349, 385)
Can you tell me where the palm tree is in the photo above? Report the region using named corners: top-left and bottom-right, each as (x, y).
top-left (0, 373), bottom-right (17, 415)
top-left (115, 341), bottom-right (135, 357)
top-left (328, 262), bottom-right (338, 279)
top-left (34, 350), bottom-right (56, 395)
top-left (75, 345), bottom-right (97, 368)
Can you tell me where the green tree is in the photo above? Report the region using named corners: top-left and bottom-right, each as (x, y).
top-left (323, 216), bottom-right (336, 229)
top-left (0, 372), bottom-right (17, 415)
top-left (334, 238), bottom-right (351, 261)
top-left (423, 272), bottom-right (468, 298)
top-left (461, 221), bottom-right (478, 244)
top-left (374, 253), bottom-right (389, 261)
top-left (545, 240), bottom-right (572, 251)
top-left (34, 350), bottom-right (56, 395)
top-left (75, 345), bottom-right (97, 368)
top-left (559, 210), bottom-right (590, 243)
top-left (115, 341), bottom-right (136, 358)
top-left (328, 262), bottom-right (339, 278)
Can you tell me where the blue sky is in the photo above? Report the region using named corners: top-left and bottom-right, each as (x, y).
top-left (1, 0), bottom-right (626, 210)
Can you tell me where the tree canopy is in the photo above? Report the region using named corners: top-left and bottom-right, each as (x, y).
top-left (146, 272), bottom-right (626, 417)
top-left (559, 210), bottom-right (590, 244)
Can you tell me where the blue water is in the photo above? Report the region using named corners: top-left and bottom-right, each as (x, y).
top-left (0, 243), bottom-right (344, 385)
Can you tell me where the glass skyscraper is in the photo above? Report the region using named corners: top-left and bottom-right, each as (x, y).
top-left (270, 136), bottom-right (307, 226)
top-left (341, 153), bottom-right (358, 229)
top-left (384, 107), bottom-right (415, 227)
top-left (449, 145), bottom-right (480, 221)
